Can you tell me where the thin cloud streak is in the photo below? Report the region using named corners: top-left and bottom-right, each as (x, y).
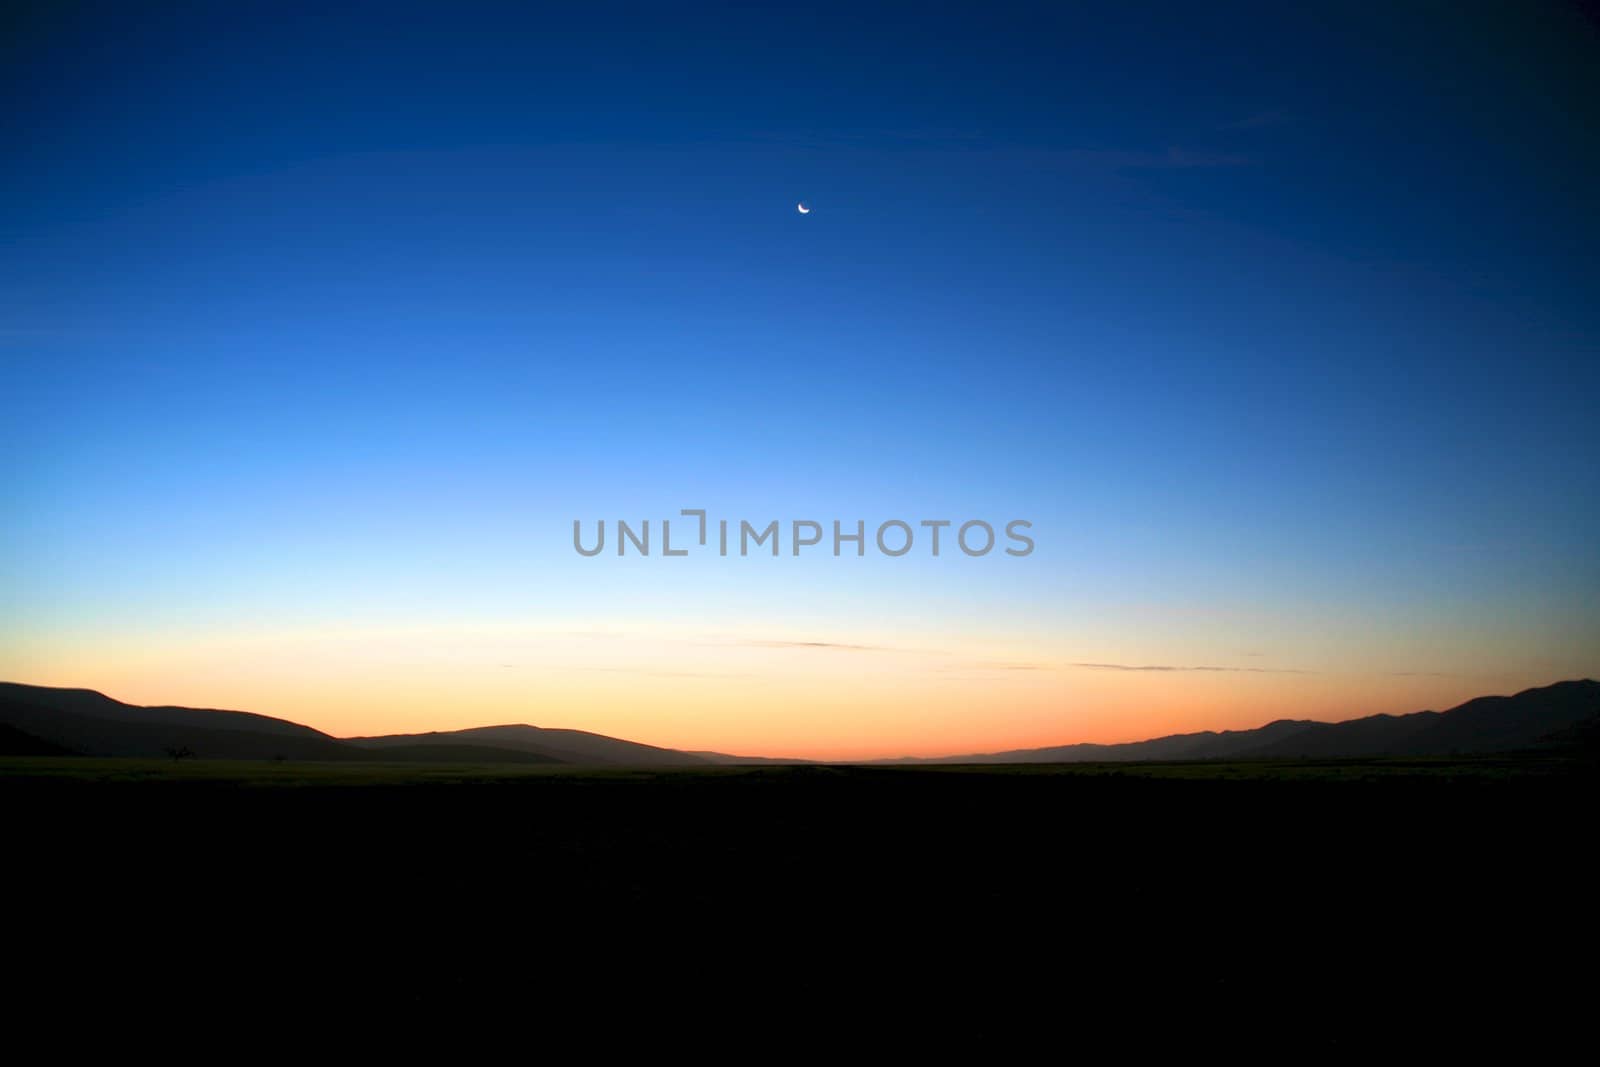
top-left (1218, 108), bottom-right (1289, 130)
top-left (743, 640), bottom-right (894, 652)
top-left (1053, 147), bottom-right (1253, 170)
top-left (565, 666), bottom-right (750, 679)
top-left (1070, 662), bottom-right (1313, 674)
top-left (934, 661), bottom-right (1050, 674)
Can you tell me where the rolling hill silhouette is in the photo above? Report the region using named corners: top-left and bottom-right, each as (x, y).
top-left (347, 724), bottom-right (708, 766)
top-left (2, 678), bottom-right (1596, 764)
top-left (888, 680), bottom-right (1600, 763)
top-left (0, 682), bottom-right (356, 760)
top-left (0, 682), bottom-right (709, 764)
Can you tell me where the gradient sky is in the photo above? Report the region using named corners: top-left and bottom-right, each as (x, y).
top-left (3, 3), bottom-right (1598, 758)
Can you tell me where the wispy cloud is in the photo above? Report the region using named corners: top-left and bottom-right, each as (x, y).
top-left (742, 639), bottom-right (894, 652)
top-left (564, 666), bottom-right (749, 679)
top-left (936, 661), bottom-right (1050, 674)
top-left (1158, 147), bottom-right (1253, 168)
top-left (1070, 662), bottom-right (1312, 674)
top-left (1056, 147), bottom-right (1252, 170)
top-left (1218, 108), bottom-right (1289, 131)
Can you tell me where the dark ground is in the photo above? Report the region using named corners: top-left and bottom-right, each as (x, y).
top-left (4, 756), bottom-right (1593, 1049)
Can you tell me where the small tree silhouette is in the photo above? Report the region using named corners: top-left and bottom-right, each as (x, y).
top-left (163, 745), bottom-right (196, 761)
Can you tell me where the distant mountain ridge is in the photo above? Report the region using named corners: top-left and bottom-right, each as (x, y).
top-left (0, 683), bottom-right (707, 765)
top-left (882, 680), bottom-right (1600, 763)
top-left (347, 724), bottom-right (708, 766)
top-left (0, 683), bottom-right (357, 761)
top-left (1, 679), bottom-right (1596, 765)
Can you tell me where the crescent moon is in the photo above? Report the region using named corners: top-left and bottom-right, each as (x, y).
top-left (796, 202), bottom-right (810, 214)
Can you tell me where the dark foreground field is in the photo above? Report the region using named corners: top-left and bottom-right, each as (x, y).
top-left (6, 756), bottom-right (1594, 1048)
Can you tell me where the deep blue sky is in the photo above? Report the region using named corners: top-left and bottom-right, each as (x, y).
top-left (2, 2), bottom-right (1597, 745)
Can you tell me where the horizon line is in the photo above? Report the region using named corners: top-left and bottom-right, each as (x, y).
top-left (3, 676), bottom-right (1594, 764)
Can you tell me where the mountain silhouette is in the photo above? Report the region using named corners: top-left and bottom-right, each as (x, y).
top-left (3, 678), bottom-right (1596, 764)
top-left (347, 724), bottom-right (709, 765)
top-left (0, 720), bottom-right (79, 756)
top-left (0, 682), bottom-right (707, 765)
top-left (0, 682), bottom-right (357, 760)
top-left (886, 679), bottom-right (1600, 763)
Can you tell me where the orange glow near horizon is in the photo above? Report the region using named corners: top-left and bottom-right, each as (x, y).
top-left (2, 623), bottom-right (1585, 760)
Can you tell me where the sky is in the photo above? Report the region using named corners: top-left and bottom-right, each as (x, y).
top-left (3, 2), bottom-right (1597, 758)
